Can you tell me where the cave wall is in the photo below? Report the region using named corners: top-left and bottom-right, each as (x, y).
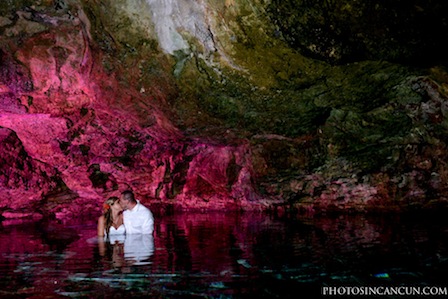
top-left (0, 0), bottom-right (261, 219)
top-left (1, 0), bottom-right (448, 219)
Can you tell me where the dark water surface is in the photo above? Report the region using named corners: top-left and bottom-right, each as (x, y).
top-left (1, 211), bottom-right (448, 298)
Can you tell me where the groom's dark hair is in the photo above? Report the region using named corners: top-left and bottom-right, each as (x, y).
top-left (121, 190), bottom-right (136, 203)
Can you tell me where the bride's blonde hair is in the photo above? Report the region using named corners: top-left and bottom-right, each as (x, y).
top-left (103, 196), bottom-right (119, 236)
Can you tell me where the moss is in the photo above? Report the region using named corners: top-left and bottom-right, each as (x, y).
top-left (428, 66), bottom-right (448, 97)
top-left (267, 0), bottom-right (448, 65)
top-left (0, 0), bottom-right (34, 15)
top-left (323, 106), bottom-right (414, 171)
top-left (174, 33), bottom-right (330, 136)
top-left (80, 0), bottom-right (443, 192)
top-left (164, 0), bottom-right (336, 137)
top-left (80, 0), bottom-right (171, 83)
top-left (312, 61), bottom-right (419, 111)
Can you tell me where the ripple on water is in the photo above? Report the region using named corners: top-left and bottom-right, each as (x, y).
top-left (0, 212), bottom-right (448, 298)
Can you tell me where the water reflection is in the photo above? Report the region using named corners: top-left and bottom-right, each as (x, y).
top-left (0, 212), bottom-right (447, 298)
top-left (98, 234), bottom-right (155, 267)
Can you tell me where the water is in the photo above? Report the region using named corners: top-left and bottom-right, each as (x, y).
top-left (1, 211), bottom-right (447, 298)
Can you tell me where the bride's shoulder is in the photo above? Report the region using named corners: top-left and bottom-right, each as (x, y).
top-left (98, 215), bottom-right (105, 223)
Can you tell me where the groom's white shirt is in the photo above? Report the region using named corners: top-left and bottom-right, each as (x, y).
top-left (123, 200), bottom-right (154, 234)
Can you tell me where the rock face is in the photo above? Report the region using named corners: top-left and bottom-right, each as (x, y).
top-left (0, 127), bottom-right (58, 214)
top-left (268, 0), bottom-right (448, 66)
top-left (1, 0), bottom-right (448, 219)
top-left (0, 0), bottom-right (261, 219)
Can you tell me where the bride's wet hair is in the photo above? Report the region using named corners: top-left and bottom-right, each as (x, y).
top-left (103, 196), bottom-right (119, 236)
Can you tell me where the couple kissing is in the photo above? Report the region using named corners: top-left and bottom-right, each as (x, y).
top-left (97, 190), bottom-right (154, 237)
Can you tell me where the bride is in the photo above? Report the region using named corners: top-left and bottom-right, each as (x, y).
top-left (97, 196), bottom-right (126, 237)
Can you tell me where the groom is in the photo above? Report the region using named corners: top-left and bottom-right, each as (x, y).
top-left (119, 190), bottom-right (154, 234)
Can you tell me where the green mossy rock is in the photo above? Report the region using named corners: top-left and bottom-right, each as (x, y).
top-left (76, 0), bottom-right (448, 211)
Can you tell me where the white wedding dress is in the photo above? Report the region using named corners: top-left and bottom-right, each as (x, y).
top-left (106, 224), bottom-right (126, 243)
top-left (108, 224), bottom-right (126, 235)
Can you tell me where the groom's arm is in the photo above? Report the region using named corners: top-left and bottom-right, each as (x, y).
top-left (141, 211), bottom-right (154, 234)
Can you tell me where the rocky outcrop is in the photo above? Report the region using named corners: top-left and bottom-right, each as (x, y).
top-left (1, 0), bottom-right (448, 219)
top-left (0, 0), bottom-right (262, 219)
top-left (267, 0), bottom-right (448, 66)
top-left (0, 127), bottom-right (59, 216)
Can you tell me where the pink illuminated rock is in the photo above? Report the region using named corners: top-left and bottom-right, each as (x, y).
top-left (5, 1), bottom-right (445, 220)
top-left (0, 127), bottom-right (58, 212)
top-left (0, 3), bottom-right (262, 220)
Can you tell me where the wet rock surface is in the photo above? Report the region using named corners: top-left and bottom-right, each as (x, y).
top-left (1, 0), bottom-right (448, 219)
top-left (267, 0), bottom-right (448, 66)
